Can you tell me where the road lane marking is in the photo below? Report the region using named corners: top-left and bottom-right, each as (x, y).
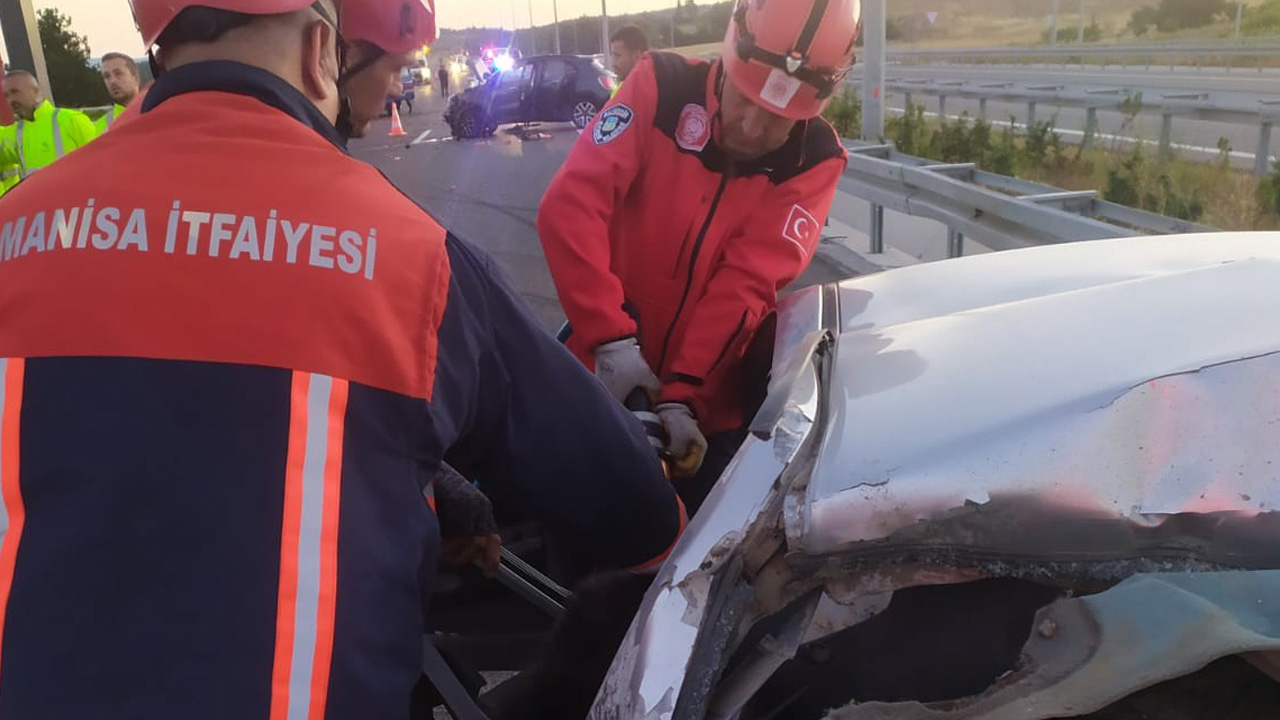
top-left (412, 128), bottom-right (434, 145)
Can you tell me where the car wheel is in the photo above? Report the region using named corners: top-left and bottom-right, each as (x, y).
top-left (572, 100), bottom-right (599, 130)
top-left (456, 107), bottom-right (484, 139)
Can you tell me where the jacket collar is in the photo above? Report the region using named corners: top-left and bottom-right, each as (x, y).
top-left (143, 61), bottom-right (347, 151)
top-left (25, 99), bottom-right (55, 123)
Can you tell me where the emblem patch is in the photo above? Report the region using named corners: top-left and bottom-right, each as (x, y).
top-left (676, 103), bottom-right (711, 152)
top-left (593, 104), bottom-right (635, 145)
top-left (782, 204), bottom-right (819, 255)
top-left (759, 67), bottom-right (803, 110)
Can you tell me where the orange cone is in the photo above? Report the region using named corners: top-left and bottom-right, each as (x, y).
top-left (389, 103), bottom-right (407, 137)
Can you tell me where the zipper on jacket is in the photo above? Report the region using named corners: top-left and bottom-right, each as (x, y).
top-left (658, 172), bottom-right (731, 373)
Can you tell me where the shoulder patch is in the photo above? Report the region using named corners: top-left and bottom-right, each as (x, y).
top-left (593, 104), bottom-right (634, 145)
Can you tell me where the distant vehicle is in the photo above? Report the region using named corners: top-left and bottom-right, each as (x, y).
top-left (481, 46), bottom-right (521, 74)
top-left (411, 57), bottom-right (432, 86)
top-left (444, 55), bottom-right (617, 139)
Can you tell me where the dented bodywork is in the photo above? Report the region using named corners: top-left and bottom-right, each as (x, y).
top-left (589, 233), bottom-right (1280, 720)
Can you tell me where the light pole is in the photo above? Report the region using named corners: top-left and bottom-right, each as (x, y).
top-left (1235, 0), bottom-right (1244, 39)
top-left (1078, 0), bottom-right (1085, 43)
top-left (527, 0), bottom-right (536, 54)
top-left (553, 0), bottom-right (562, 54)
top-left (0, 0), bottom-right (52, 101)
top-left (601, 0), bottom-right (611, 67)
top-left (1049, 0), bottom-right (1059, 47)
top-left (671, 0), bottom-right (678, 48)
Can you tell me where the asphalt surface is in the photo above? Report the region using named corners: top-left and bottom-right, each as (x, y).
top-left (851, 63), bottom-right (1280, 166)
top-left (349, 83), bottom-right (854, 333)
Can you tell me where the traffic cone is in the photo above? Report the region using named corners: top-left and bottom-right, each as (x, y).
top-left (389, 103), bottom-right (407, 137)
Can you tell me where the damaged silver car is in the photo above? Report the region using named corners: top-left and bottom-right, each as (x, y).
top-left (590, 232), bottom-right (1280, 720)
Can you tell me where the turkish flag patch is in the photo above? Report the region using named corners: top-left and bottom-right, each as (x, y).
top-left (782, 204), bottom-right (819, 256)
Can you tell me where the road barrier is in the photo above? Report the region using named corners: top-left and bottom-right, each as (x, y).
top-left (840, 140), bottom-right (1214, 259)
top-left (848, 78), bottom-right (1279, 176)
top-left (885, 40), bottom-right (1280, 68)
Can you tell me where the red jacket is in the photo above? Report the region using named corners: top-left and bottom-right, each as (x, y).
top-left (538, 52), bottom-right (847, 434)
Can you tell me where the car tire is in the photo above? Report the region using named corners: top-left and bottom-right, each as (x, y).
top-left (455, 107), bottom-right (487, 139)
top-left (571, 99), bottom-right (600, 130)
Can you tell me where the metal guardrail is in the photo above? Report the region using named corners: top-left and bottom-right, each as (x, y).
top-left (839, 140), bottom-right (1215, 259)
top-left (848, 79), bottom-right (1280, 176)
top-left (886, 40), bottom-right (1280, 63)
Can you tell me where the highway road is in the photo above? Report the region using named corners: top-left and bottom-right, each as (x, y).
top-left (349, 85), bottom-right (853, 332)
top-left (849, 63), bottom-right (1280, 168)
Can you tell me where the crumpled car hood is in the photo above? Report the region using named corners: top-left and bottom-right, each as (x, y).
top-left (795, 233), bottom-right (1280, 562)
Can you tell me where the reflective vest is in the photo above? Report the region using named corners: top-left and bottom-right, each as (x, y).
top-left (0, 129), bottom-right (18, 197)
top-left (10, 100), bottom-right (97, 178)
top-left (94, 103), bottom-right (127, 134)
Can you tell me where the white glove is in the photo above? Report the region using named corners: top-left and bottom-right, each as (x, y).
top-left (594, 338), bottom-right (660, 404)
top-left (656, 403), bottom-right (708, 479)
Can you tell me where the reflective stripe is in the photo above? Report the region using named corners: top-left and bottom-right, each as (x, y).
top-left (0, 358), bottom-right (26, 688)
top-left (14, 110), bottom-right (66, 179)
top-left (14, 122), bottom-right (24, 178)
top-left (270, 372), bottom-right (348, 720)
top-left (51, 109), bottom-right (63, 159)
top-left (105, 112), bottom-right (114, 130)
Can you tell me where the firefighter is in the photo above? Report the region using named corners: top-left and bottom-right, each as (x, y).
top-left (338, 0), bottom-right (436, 138)
top-left (538, 0), bottom-right (862, 511)
top-left (0, 2), bottom-right (683, 718)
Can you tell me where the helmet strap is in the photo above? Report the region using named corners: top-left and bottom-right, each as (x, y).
top-left (147, 48), bottom-right (164, 81)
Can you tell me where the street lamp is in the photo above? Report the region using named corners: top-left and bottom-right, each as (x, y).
top-left (553, 0), bottom-right (562, 54)
top-left (601, 0), bottom-right (611, 68)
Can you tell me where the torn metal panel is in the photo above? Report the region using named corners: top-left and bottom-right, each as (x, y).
top-left (828, 570), bottom-right (1280, 720)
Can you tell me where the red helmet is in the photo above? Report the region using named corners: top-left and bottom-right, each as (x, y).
top-left (130, 0), bottom-right (321, 48)
top-left (721, 0), bottom-right (862, 120)
top-left (342, 0), bottom-right (437, 55)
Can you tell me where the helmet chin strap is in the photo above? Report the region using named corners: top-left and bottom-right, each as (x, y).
top-left (335, 96), bottom-right (355, 139)
top-left (335, 45), bottom-right (386, 141)
top-left (148, 48), bottom-right (164, 80)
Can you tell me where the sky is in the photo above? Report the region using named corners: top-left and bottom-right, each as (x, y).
top-left (15, 0), bottom-right (684, 58)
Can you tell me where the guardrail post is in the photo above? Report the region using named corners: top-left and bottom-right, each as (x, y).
top-left (870, 204), bottom-right (885, 254)
top-left (1027, 101), bottom-right (1037, 128)
top-left (938, 95), bottom-right (947, 120)
top-left (904, 91), bottom-right (912, 112)
top-left (1159, 112), bottom-right (1173, 159)
top-left (1257, 121), bottom-right (1275, 177)
top-left (978, 97), bottom-right (988, 121)
top-left (1083, 107), bottom-right (1098, 152)
top-left (947, 228), bottom-right (964, 258)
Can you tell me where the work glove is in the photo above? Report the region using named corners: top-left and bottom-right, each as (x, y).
top-left (594, 338), bottom-right (661, 404)
top-left (656, 403), bottom-right (708, 480)
top-left (433, 463), bottom-right (502, 577)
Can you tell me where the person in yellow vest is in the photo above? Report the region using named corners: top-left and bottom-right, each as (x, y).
top-left (608, 25), bottom-right (649, 100)
top-left (96, 52), bottom-right (142, 133)
top-left (0, 70), bottom-right (97, 182)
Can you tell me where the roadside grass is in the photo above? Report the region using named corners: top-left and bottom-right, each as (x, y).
top-left (822, 89), bottom-right (1280, 231)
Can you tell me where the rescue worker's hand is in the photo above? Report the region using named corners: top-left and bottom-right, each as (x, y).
top-left (442, 533), bottom-right (503, 578)
top-left (656, 403), bottom-right (707, 480)
top-left (433, 463), bottom-right (501, 576)
top-left (594, 338), bottom-right (660, 404)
